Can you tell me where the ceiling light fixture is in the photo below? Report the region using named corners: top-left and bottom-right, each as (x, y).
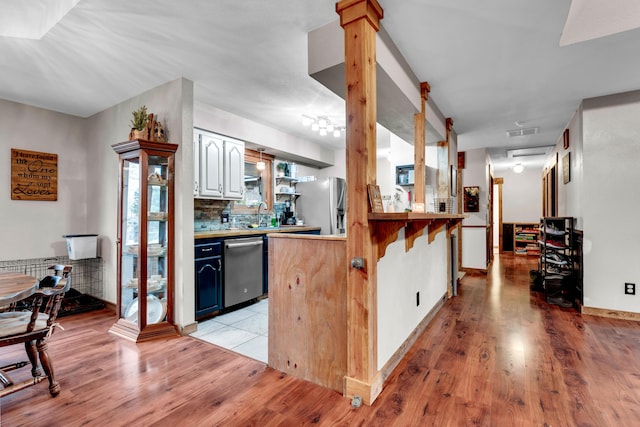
top-left (513, 163), bottom-right (524, 174)
top-left (301, 114), bottom-right (344, 138)
top-left (256, 148), bottom-right (266, 171)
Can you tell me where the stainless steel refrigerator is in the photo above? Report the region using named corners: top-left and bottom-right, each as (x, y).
top-left (295, 177), bottom-right (346, 235)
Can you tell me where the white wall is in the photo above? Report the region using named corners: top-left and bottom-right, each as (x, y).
top-left (0, 99), bottom-right (87, 260)
top-left (581, 90), bottom-right (640, 313)
top-left (461, 148), bottom-right (488, 269)
top-left (0, 79), bottom-right (196, 330)
top-left (316, 148), bottom-right (346, 180)
top-left (550, 105), bottom-right (584, 229)
top-left (461, 148), bottom-right (489, 226)
top-left (377, 229), bottom-right (447, 369)
top-left (84, 78), bottom-right (195, 328)
top-left (500, 168), bottom-right (542, 223)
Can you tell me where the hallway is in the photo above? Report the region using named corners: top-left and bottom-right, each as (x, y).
top-left (1, 254), bottom-right (639, 425)
top-left (401, 254), bottom-right (640, 425)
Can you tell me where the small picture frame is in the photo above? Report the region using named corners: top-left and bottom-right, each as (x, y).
top-left (367, 184), bottom-right (384, 213)
top-left (464, 186), bottom-right (480, 212)
top-left (563, 152), bottom-right (571, 184)
top-left (563, 129), bottom-right (570, 149)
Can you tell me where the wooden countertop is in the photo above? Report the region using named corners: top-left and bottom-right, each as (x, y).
top-left (194, 226), bottom-right (321, 239)
top-left (268, 233), bottom-right (346, 241)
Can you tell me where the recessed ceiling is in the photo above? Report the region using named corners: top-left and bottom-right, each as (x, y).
top-left (0, 0), bottom-right (81, 39)
top-left (1, 1), bottom-right (640, 172)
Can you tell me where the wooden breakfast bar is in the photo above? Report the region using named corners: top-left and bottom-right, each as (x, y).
top-left (267, 213), bottom-right (465, 394)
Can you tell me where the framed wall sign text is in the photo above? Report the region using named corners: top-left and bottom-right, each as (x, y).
top-left (11, 149), bottom-right (58, 201)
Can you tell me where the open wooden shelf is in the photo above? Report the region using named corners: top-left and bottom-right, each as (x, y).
top-left (368, 212), bottom-right (466, 260)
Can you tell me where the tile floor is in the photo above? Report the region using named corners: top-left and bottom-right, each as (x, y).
top-left (190, 298), bottom-right (269, 363)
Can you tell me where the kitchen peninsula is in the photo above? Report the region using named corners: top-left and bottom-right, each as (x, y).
top-left (267, 212), bottom-right (464, 393)
top-left (194, 226), bottom-right (320, 320)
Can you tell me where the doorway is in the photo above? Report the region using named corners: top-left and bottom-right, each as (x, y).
top-left (543, 155), bottom-right (558, 217)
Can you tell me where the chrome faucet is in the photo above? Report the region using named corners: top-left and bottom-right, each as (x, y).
top-left (257, 201), bottom-right (268, 227)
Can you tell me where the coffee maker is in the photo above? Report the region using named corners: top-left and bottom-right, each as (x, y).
top-left (281, 199), bottom-right (295, 225)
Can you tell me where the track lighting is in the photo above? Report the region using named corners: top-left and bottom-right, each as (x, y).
top-left (301, 114), bottom-right (344, 137)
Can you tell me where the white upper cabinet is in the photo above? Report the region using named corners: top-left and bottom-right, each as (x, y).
top-left (194, 129), bottom-right (244, 200)
top-left (199, 132), bottom-right (224, 198)
top-left (223, 138), bottom-right (244, 199)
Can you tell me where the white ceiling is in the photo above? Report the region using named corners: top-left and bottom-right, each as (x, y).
top-left (2, 0), bottom-right (640, 171)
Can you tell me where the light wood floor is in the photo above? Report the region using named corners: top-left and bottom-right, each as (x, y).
top-left (2, 254), bottom-right (640, 426)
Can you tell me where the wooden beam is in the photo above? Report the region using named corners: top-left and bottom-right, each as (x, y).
top-left (413, 82), bottom-right (429, 209)
top-left (336, 0), bottom-right (383, 406)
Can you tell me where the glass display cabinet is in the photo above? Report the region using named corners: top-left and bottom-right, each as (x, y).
top-left (109, 139), bottom-right (179, 342)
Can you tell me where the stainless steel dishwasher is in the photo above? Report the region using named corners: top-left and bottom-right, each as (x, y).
top-left (224, 237), bottom-right (264, 307)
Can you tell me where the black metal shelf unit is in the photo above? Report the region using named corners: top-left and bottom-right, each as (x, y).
top-left (538, 217), bottom-right (577, 308)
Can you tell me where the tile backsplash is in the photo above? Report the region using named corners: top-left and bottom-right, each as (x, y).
top-left (194, 199), bottom-right (229, 231)
top-left (194, 198), bottom-right (274, 231)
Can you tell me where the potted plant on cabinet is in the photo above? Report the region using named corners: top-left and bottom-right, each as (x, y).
top-left (129, 105), bottom-right (148, 140)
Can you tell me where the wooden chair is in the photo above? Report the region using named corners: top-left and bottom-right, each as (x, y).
top-left (0, 266), bottom-right (71, 397)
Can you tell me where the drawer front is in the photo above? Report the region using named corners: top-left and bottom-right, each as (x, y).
top-left (195, 241), bottom-right (221, 258)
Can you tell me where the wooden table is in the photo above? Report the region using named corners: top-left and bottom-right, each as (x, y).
top-left (0, 272), bottom-right (39, 307)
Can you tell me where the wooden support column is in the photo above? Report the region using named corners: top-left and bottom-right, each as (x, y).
top-left (336, 0), bottom-right (383, 406)
top-left (413, 82), bottom-right (430, 210)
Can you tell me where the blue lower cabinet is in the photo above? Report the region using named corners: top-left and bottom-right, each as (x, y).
top-left (195, 240), bottom-right (222, 319)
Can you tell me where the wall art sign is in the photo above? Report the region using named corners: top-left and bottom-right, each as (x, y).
top-left (463, 186), bottom-right (480, 212)
top-left (11, 148), bottom-right (58, 201)
top-left (367, 184), bottom-right (384, 213)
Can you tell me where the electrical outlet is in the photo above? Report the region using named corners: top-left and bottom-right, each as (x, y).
top-left (416, 291), bottom-right (420, 306)
top-left (625, 283), bottom-right (636, 295)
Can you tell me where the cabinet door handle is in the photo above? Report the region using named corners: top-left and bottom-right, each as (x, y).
top-left (201, 247), bottom-right (213, 252)
top-left (219, 184), bottom-right (223, 193)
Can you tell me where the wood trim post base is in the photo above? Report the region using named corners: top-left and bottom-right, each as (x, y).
top-left (344, 372), bottom-right (384, 406)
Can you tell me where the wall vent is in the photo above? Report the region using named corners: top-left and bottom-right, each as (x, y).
top-left (506, 127), bottom-right (538, 137)
top-left (507, 145), bottom-right (553, 158)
